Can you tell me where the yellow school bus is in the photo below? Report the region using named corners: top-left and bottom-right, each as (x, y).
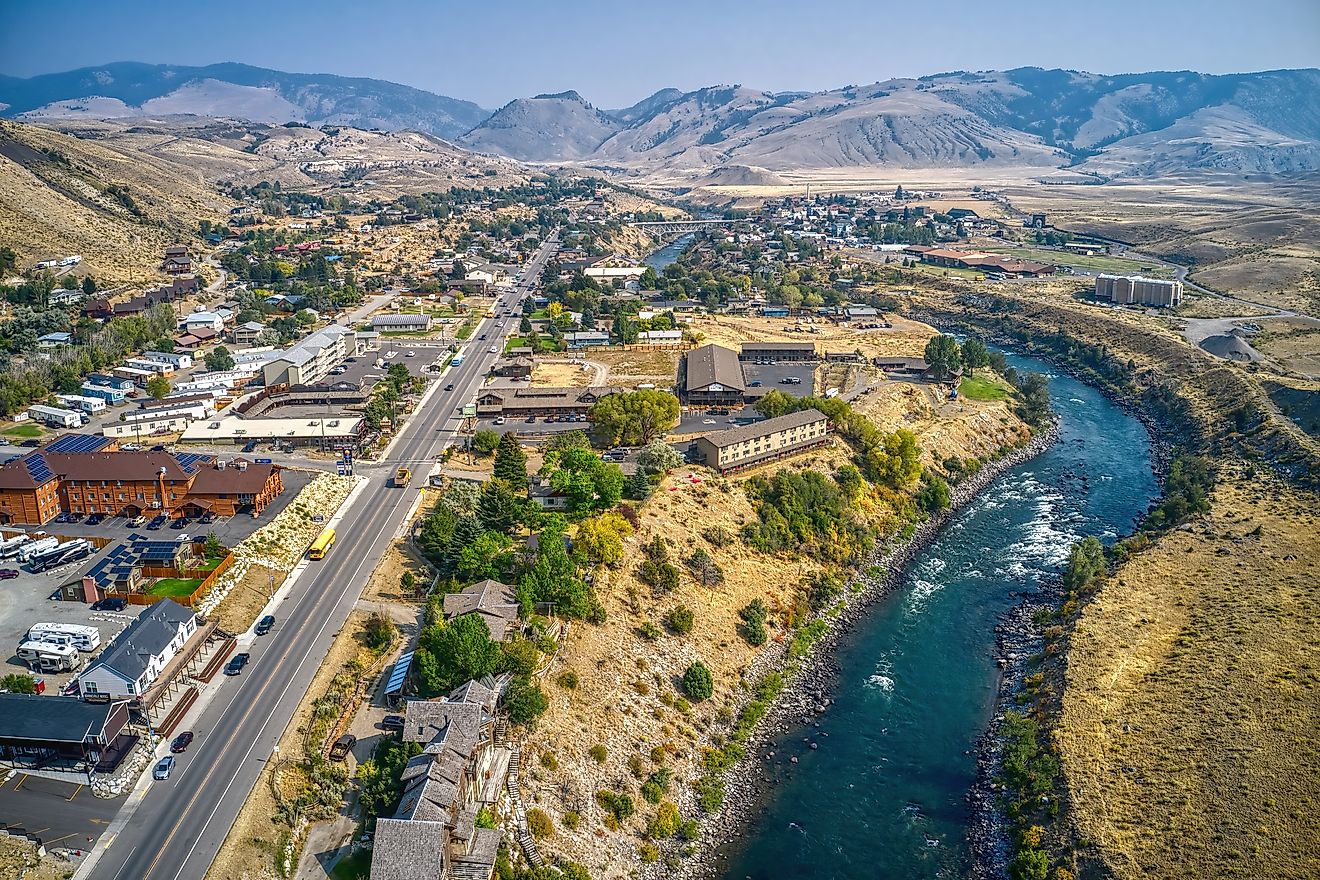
top-left (308, 527), bottom-right (336, 560)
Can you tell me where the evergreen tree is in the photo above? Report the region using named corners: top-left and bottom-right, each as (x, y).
top-left (493, 433), bottom-right (528, 485)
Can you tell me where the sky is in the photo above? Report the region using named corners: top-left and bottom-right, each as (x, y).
top-left (2, 0), bottom-right (1317, 109)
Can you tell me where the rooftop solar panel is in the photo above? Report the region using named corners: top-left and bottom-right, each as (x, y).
top-left (23, 454), bottom-right (54, 483)
top-left (47, 434), bottom-right (114, 454)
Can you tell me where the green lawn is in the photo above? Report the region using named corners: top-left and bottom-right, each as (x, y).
top-left (3, 424), bottom-right (43, 439)
top-left (979, 244), bottom-right (1175, 278)
top-left (329, 850), bottom-right (371, 880)
top-left (147, 577), bottom-right (204, 597)
top-left (503, 335), bottom-right (528, 353)
top-left (455, 316), bottom-right (480, 340)
top-left (958, 375), bottom-right (1009, 402)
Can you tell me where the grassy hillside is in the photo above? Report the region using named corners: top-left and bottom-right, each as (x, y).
top-left (0, 119), bottom-right (232, 281)
top-left (1058, 466), bottom-right (1320, 880)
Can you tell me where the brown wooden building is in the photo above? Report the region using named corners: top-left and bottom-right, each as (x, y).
top-left (0, 447), bottom-right (283, 525)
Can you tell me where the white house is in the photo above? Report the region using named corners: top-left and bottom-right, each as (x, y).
top-left (143, 351), bottom-right (194, 370)
top-left (637, 329), bottom-right (683, 345)
top-left (180, 312), bottom-right (225, 334)
top-left (465, 268), bottom-right (497, 285)
top-left (78, 600), bottom-right (198, 698)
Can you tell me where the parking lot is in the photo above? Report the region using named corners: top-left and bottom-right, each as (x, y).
top-left (0, 771), bottom-right (124, 848)
top-left (0, 468), bottom-right (315, 689)
top-left (332, 342), bottom-right (448, 389)
top-left (741, 360), bottom-right (818, 397)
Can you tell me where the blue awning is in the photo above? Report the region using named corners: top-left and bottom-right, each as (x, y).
top-left (385, 650), bottom-right (414, 696)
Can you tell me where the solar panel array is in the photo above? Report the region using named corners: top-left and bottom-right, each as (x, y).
top-left (86, 534), bottom-right (195, 587)
top-left (385, 650), bottom-right (415, 695)
top-left (46, 434), bottom-right (114, 454)
top-left (23, 453), bottom-right (54, 484)
top-left (175, 452), bottom-right (213, 474)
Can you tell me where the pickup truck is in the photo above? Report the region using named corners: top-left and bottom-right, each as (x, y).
top-left (394, 467), bottom-right (411, 487)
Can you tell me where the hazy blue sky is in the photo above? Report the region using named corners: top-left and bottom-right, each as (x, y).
top-left (2, 0), bottom-right (1317, 108)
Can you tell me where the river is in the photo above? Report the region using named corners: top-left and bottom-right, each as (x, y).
top-left (644, 234), bottom-right (693, 272)
top-left (719, 351), bottom-right (1158, 880)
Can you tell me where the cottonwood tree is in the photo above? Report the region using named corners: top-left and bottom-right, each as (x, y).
top-left (923, 334), bottom-right (962, 380)
top-left (588, 390), bottom-right (679, 447)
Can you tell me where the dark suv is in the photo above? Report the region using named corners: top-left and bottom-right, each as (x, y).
top-left (224, 652), bottom-right (251, 676)
top-left (255, 615), bottom-right (275, 636)
top-left (92, 596), bottom-right (127, 611)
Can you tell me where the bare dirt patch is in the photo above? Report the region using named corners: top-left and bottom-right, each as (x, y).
top-left (531, 360), bottom-right (605, 387)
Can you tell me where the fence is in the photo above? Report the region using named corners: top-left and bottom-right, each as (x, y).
top-left (127, 552), bottom-right (234, 608)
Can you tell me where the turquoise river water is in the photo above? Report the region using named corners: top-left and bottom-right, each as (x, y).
top-left (721, 351), bottom-right (1159, 880)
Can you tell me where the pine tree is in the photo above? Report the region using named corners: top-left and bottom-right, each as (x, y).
top-left (493, 433), bottom-right (528, 485)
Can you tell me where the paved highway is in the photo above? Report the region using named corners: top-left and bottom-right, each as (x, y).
top-left (85, 235), bottom-right (558, 880)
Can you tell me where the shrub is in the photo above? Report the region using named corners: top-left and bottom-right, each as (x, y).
top-left (702, 525), bottom-right (733, 547)
top-left (557, 670), bottom-right (579, 690)
top-left (685, 548), bottom-right (724, 587)
top-left (666, 605), bottom-right (694, 635)
top-left (637, 536), bottom-right (680, 593)
top-left (562, 810), bottom-right (581, 830)
top-left (476, 806), bottom-right (497, 828)
top-left (682, 661), bottom-right (714, 701)
top-left (588, 744), bottom-right (608, 764)
top-left (527, 807), bottom-right (554, 839)
top-left (596, 790), bottom-right (635, 822)
top-left (647, 801), bottom-right (681, 839)
top-left (641, 779), bottom-right (663, 804)
top-left (638, 842), bottom-right (659, 863)
top-left (739, 599), bottom-right (768, 646)
top-left (677, 818), bottom-right (700, 841)
top-left (627, 754), bottom-right (647, 778)
top-left (638, 621), bottom-right (662, 640)
top-left (540, 751), bottom-right (559, 770)
top-left (505, 677), bottom-right (548, 725)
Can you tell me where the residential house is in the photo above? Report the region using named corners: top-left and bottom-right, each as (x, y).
top-left (180, 312), bottom-right (225, 334)
top-left (491, 357), bottom-right (533, 379)
top-left (637, 329), bottom-right (683, 345)
top-left (77, 600), bottom-right (198, 698)
top-left (562, 330), bottom-right (610, 349)
top-left (443, 580), bottom-right (520, 641)
top-left (232, 321), bottom-right (267, 346)
top-left (37, 332), bottom-right (74, 349)
top-left (528, 474), bottom-right (570, 511)
top-left (689, 409), bottom-right (830, 474)
top-left (370, 680), bottom-right (506, 880)
top-left (161, 245), bottom-right (192, 275)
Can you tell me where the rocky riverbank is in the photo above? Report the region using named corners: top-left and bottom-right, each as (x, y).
top-left (674, 422), bottom-right (1061, 880)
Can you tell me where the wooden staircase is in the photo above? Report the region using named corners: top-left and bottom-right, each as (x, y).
top-left (506, 744), bottom-right (544, 868)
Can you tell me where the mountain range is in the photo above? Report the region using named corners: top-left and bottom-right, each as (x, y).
top-left (4, 63), bottom-right (1319, 177)
top-left (0, 62), bottom-right (490, 140)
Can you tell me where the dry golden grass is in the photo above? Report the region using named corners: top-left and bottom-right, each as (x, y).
top-left (1058, 467), bottom-right (1320, 880)
top-left (587, 348), bottom-right (681, 386)
top-left (692, 312), bottom-right (935, 361)
top-left (531, 360), bottom-right (602, 387)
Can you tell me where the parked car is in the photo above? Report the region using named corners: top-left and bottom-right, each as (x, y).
top-left (92, 596), bottom-right (127, 611)
top-left (241, 440), bottom-right (258, 453)
top-left (255, 615), bottom-right (275, 636)
top-left (405, 350), bottom-right (416, 358)
top-left (493, 416), bottom-right (506, 425)
top-left (19, 440), bottom-right (40, 448)
top-left (170, 518), bottom-right (189, 530)
top-left (0, 569), bottom-right (18, 580)
top-left (127, 515), bottom-right (146, 527)
top-left (153, 756), bottom-right (175, 780)
top-left (329, 734), bottom-right (357, 761)
top-left (198, 512), bottom-right (215, 525)
top-left (121, 443), bottom-right (142, 451)
top-left (748, 379), bottom-right (763, 387)
top-left (151, 445), bottom-right (167, 452)
top-left (170, 731), bottom-right (194, 753)
top-left (86, 513), bottom-right (106, 525)
top-left (224, 652), bottom-right (250, 676)
top-left (147, 515), bottom-right (168, 530)
top-left (381, 715), bottom-right (406, 732)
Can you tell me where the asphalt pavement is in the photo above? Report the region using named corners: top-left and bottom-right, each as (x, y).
top-left (81, 234), bottom-right (559, 880)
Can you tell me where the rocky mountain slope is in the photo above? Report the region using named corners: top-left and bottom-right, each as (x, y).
top-left (0, 62), bottom-right (489, 140)
top-left (458, 91), bottom-right (622, 161)
top-left (462, 68), bottom-right (1320, 178)
top-left (6, 64), bottom-right (1318, 179)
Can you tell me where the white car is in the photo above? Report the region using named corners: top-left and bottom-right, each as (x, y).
top-left (488, 347), bottom-right (497, 354)
top-left (702, 419), bottom-right (716, 425)
top-left (406, 350), bottom-right (416, 358)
